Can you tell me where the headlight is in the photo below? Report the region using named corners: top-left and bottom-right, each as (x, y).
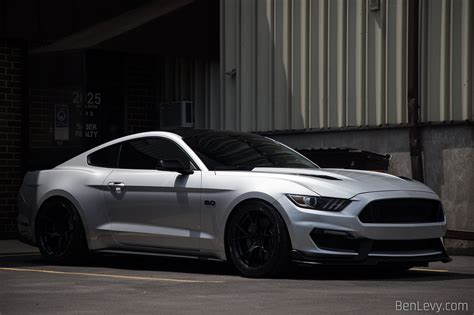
top-left (286, 194), bottom-right (350, 212)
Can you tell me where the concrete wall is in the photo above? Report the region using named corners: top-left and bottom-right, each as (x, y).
top-left (268, 123), bottom-right (474, 254)
top-left (421, 124), bottom-right (474, 254)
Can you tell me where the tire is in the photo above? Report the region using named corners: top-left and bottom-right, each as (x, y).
top-left (225, 200), bottom-right (291, 278)
top-left (35, 198), bottom-right (89, 264)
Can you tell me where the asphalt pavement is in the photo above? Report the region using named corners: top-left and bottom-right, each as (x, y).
top-left (0, 240), bottom-right (473, 314)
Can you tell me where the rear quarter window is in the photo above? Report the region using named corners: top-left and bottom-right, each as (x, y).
top-left (87, 144), bottom-right (120, 168)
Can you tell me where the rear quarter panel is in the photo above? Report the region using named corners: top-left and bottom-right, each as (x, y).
top-left (19, 167), bottom-right (113, 249)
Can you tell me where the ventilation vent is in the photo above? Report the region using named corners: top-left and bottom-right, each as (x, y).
top-left (305, 175), bottom-right (341, 181)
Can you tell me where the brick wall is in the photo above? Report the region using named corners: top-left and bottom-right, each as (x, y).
top-left (0, 40), bottom-right (25, 239)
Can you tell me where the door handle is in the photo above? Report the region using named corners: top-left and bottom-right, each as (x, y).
top-left (107, 182), bottom-right (125, 193)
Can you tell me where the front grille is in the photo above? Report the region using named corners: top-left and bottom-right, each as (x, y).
top-left (358, 198), bottom-right (444, 223)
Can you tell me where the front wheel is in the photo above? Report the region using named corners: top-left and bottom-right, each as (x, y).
top-left (226, 200), bottom-right (291, 278)
top-left (36, 199), bottom-right (89, 264)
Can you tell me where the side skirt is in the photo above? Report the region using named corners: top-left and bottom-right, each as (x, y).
top-left (94, 248), bottom-right (224, 262)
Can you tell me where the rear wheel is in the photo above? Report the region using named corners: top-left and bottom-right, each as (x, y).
top-left (36, 199), bottom-right (89, 264)
top-left (226, 200), bottom-right (291, 278)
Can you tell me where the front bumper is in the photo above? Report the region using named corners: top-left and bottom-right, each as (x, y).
top-left (278, 190), bottom-right (450, 265)
top-left (291, 248), bottom-right (451, 266)
top-left (292, 235), bottom-right (451, 265)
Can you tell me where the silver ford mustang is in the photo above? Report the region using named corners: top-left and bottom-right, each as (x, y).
top-left (17, 129), bottom-right (450, 277)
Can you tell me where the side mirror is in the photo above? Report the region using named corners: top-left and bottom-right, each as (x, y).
top-left (158, 159), bottom-right (194, 175)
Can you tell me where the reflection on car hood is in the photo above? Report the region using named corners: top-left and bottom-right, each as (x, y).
top-left (251, 167), bottom-right (435, 199)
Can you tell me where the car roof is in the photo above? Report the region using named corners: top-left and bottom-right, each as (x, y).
top-left (57, 129), bottom-right (266, 169)
top-left (171, 128), bottom-right (262, 139)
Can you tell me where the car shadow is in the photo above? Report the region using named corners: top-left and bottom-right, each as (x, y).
top-left (281, 263), bottom-right (474, 282)
top-left (2, 252), bottom-right (473, 282)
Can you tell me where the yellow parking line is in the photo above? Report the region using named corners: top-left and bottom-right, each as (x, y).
top-left (0, 267), bottom-right (224, 283)
top-left (411, 267), bottom-right (449, 273)
top-left (0, 253), bottom-right (40, 258)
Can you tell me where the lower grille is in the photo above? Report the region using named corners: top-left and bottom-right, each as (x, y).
top-left (310, 229), bottom-right (359, 252)
top-left (371, 238), bottom-right (444, 252)
top-left (310, 229), bottom-right (445, 256)
top-left (358, 198), bottom-right (444, 224)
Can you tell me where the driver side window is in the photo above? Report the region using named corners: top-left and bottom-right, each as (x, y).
top-left (118, 137), bottom-right (193, 170)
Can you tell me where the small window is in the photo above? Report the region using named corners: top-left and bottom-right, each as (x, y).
top-left (87, 144), bottom-right (120, 168)
top-left (118, 137), bottom-right (192, 170)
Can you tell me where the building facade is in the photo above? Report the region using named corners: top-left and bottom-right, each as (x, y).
top-left (218, 0), bottom-right (474, 253)
top-left (0, 0), bottom-right (473, 252)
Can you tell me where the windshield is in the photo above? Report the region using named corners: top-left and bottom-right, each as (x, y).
top-left (181, 131), bottom-right (318, 171)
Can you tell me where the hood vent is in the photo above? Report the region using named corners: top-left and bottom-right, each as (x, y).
top-left (304, 174), bottom-right (341, 181)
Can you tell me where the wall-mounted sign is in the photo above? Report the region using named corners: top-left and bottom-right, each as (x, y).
top-left (85, 123), bottom-right (98, 138)
top-left (54, 105), bottom-right (69, 141)
top-left (72, 91), bottom-right (102, 108)
top-left (71, 90), bottom-right (103, 141)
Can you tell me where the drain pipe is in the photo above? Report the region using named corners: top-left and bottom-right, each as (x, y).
top-left (407, 0), bottom-right (424, 182)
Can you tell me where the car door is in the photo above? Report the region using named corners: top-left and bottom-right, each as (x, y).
top-left (103, 137), bottom-right (202, 250)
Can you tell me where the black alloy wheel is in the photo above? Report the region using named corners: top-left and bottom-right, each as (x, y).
top-left (36, 199), bottom-right (88, 264)
top-left (226, 200), bottom-right (291, 278)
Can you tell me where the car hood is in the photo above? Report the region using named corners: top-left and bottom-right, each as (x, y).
top-left (251, 167), bottom-right (435, 199)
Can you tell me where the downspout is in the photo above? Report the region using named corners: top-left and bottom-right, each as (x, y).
top-left (407, 0), bottom-right (424, 182)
